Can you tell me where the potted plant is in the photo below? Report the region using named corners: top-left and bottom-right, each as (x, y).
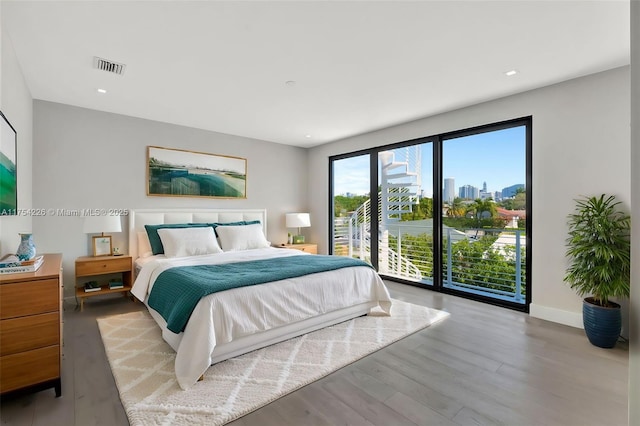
top-left (564, 194), bottom-right (630, 348)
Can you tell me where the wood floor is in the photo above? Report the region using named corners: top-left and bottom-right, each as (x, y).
top-left (0, 282), bottom-right (629, 426)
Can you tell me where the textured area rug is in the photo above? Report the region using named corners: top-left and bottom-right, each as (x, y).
top-left (97, 299), bottom-right (449, 426)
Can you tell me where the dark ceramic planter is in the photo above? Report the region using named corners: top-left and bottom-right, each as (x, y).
top-left (582, 297), bottom-right (621, 348)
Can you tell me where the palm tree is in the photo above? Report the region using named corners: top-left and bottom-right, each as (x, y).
top-left (467, 198), bottom-right (497, 237)
top-left (447, 197), bottom-right (466, 218)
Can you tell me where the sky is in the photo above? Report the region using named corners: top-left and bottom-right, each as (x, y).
top-left (333, 125), bottom-right (526, 197)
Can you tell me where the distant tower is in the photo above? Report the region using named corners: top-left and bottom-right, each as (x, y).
top-left (444, 178), bottom-right (455, 203)
top-left (483, 181), bottom-right (487, 192)
top-left (459, 184), bottom-right (480, 200)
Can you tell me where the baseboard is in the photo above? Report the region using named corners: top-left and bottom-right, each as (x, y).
top-left (529, 303), bottom-right (583, 329)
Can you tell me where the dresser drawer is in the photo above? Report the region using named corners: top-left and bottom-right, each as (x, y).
top-left (0, 312), bottom-right (59, 356)
top-left (0, 345), bottom-right (59, 394)
top-left (76, 257), bottom-right (131, 276)
top-left (0, 279), bottom-right (59, 319)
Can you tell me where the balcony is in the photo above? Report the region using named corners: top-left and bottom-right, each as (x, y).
top-left (334, 220), bottom-right (526, 304)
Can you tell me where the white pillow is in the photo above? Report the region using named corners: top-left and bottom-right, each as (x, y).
top-left (157, 227), bottom-right (223, 258)
top-left (215, 223), bottom-right (271, 251)
top-left (137, 231), bottom-right (153, 258)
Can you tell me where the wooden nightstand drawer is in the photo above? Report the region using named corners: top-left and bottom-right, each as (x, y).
top-left (0, 312), bottom-right (59, 356)
top-left (0, 279), bottom-right (59, 319)
top-left (277, 243), bottom-right (318, 254)
top-left (0, 345), bottom-right (60, 394)
top-left (76, 257), bottom-right (131, 276)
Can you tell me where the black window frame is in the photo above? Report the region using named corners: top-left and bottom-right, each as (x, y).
top-left (329, 116), bottom-right (532, 312)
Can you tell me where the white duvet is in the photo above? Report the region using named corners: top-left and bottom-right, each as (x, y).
top-left (131, 247), bottom-right (392, 389)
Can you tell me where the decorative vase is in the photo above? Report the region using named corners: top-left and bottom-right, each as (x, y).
top-left (582, 297), bottom-right (621, 348)
top-left (16, 233), bottom-right (36, 261)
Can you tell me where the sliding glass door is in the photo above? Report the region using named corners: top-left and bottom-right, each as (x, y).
top-left (330, 117), bottom-right (531, 311)
top-left (441, 124), bottom-right (528, 305)
top-left (377, 143), bottom-right (435, 287)
top-left (331, 154), bottom-right (372, 264)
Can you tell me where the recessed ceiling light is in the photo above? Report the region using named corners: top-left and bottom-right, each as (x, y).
top-left (505, 70), bottom-right (518, 77)
top-left (305, 134), bottom-right (312, 138)
top-left (285, 80), bottom-right (296, 87)
top-left (97, 88), bottom-right (107, 94)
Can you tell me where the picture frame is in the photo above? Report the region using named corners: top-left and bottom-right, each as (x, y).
top-left (0, 111), bottom-right (17, 214)
top-left (92, 236), bottom-right (112, 257)
top-left (147, 146), bottom-right (247, 199)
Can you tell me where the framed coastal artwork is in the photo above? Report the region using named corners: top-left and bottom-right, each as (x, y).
top-left (0, 111), bottom-right (17, 214)
top-left (147, 146), bottom-right (247, 199)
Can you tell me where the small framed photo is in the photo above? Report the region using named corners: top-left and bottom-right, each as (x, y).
top-left (92, 236), bottom-right (112, 257)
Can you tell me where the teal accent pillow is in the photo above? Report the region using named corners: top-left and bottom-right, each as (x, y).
top-left (145, 223), bottom-right (211, 255)
top-left (209, 220), bottom-right (262, 236)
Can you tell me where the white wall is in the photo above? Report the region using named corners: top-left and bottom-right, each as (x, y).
top-left (0, 14), bottom-right (33, 256)
top-left (307, 67), bottom-right (631, 329)
top-left (32, 101), bottom-right (308, 297)
top-left (629, 1), bottom-right (639, 424)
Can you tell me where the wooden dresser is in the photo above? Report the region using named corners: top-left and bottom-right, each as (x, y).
top-left (0, 253), bottom-right (62, 397)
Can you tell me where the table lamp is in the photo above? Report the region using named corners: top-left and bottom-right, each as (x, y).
top-left (286, 213), bottom-right (311, 244)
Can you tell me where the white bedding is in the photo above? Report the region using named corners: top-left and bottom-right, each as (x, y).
top-left (131, 247), bottom-right (392, 389)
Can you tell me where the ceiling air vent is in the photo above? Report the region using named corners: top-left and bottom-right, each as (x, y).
top-left (93, 56), bottom-right (126, 75)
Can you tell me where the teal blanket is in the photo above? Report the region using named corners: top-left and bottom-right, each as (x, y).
top-left (147, 255), bottom-right (373, 333)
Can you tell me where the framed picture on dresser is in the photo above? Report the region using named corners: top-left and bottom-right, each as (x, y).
top-left (0, 111), bottom-right (17, 214)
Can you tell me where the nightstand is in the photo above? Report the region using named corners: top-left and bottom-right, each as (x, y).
top-left (75, 255), bottom-right (133, 312)
top-left (276, 243), bottom-right (318, 254)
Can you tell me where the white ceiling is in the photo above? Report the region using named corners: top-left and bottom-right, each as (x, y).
top-left (1, 1), bottom-right (630, 148)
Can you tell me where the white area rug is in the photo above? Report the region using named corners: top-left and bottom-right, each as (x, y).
top-left (97, 299), bottom-right (449, 426)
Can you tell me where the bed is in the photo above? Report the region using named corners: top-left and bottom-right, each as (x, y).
top-left (128, 209), bottom-right (392, 390)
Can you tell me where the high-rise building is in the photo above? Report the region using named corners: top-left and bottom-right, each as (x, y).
top-left (459, 184), bottom-right (479, 200)
top-left (443, 178), bottom-right (455, 203)
top-left (482, 181), bottom-right (487, 192)
top-left (502, 184), bottom-right (525, 198)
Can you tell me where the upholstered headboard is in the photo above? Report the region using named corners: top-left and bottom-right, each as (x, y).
top-left (128, 209), bottom-right (267, 259)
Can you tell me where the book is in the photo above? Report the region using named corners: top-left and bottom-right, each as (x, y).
top-left (84, 281), bottom-right (101, 292)
top-left (109, 279), bottom-right (124, 289)
top-left (0, 255), bottom-right (44, 274)
top-left (0, 254), bottom-right (21, 268)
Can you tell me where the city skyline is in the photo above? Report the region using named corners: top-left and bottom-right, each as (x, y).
top-left (333, 125), bottom-right (526, 197)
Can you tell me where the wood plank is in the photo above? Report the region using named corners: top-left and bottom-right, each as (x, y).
top-left (0, 281), bottom-right (629, 426)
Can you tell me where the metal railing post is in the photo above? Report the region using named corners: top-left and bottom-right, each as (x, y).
top-left (348, 219), bottom-right (353, 258)
top-left (397, 232), bottom-right (402, 274)
top-left (360, 223), bottom-right (365, 260)
top-left (447, 228), bottom-right (452, 287)
top-left (515, 230), bottom-right (522, 302)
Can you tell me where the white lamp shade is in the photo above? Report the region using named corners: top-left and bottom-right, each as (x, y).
top-left (83, 215), bottom-right (122, 234)
top-left (286, 213), bottom-right (311, 228)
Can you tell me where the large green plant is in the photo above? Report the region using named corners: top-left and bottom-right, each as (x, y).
top-left (564, 194), bottom-right (630, 306)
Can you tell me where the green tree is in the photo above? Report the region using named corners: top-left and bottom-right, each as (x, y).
top-left (333, 195), bottom-right (369, 217)
top-left (467, 198), bottom-right (497, 220)
top-left (388, 232), bottom-right (526, 298)
top-left (447, 197), bottom-right (466, 218)
top-left (442, 236), bottom-right (526, 296)
top-left (499, 189), bottom-right (526, 211)
top-left (400, 197), bottom-right (433, 221)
